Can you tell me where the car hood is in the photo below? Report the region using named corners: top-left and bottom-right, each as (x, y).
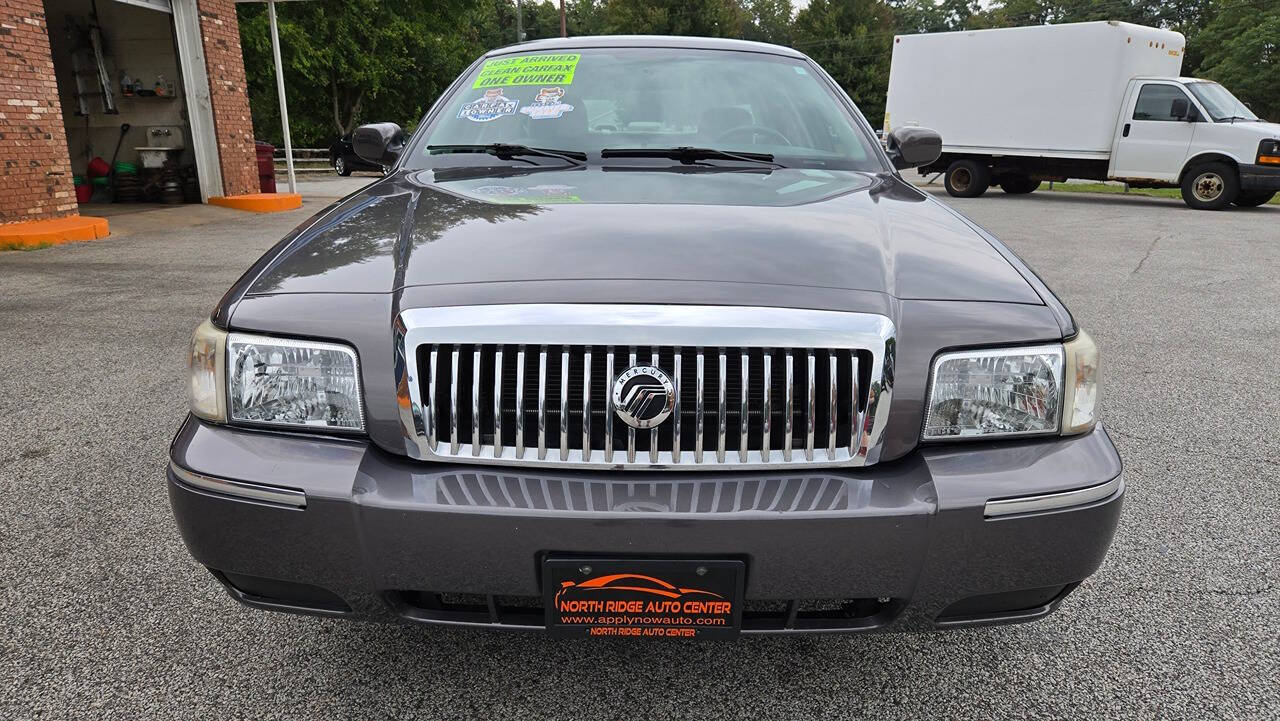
top-left (1231, 121), bottom-right (1280, 141)
top-left (244, 167), bottom-right (1042, 305)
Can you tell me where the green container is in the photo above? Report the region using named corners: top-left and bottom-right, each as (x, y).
top-left (114, 161), bottom-right (138, 174)
top-left (73, 175), bottom-right (86, 186)
top-left (92, 176), bottom-right (111, 187)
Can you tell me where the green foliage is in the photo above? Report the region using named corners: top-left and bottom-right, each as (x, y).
top-left (1191, 2), bottom-right (1280, 121)
top-left (792, 0), bottom-right (895, 128)
top-left (239, 0), bottom-right (485, 146)
top-left (238, 0), bottom-right (1273, 149)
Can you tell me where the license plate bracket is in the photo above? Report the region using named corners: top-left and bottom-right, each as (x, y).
top-left (543, 558), bottom-right (744, 639)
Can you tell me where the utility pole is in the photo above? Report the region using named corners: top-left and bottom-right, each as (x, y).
top-left (559, 0), bottom-right (566, 37)
top-left (516, 0), bottom-right (523, 42)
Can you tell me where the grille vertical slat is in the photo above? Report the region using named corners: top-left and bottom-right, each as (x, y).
top-left (417, 342), bottom-right (875, 469)
top-left (828, 350), bottom-right (837, 460)
top-left (560, 351), bottom-right (569, 461)
top-left (784, 353), bottom-right (795, 461)
top-left (762, 353), bottom-right (772, 462)
top-left (672, 348), bottom-right (682, 463)
top-left (850, 354), bottom-right (861, 456)
top-left (695, 350), bottom-right (705, 463)
top-left (805, 350), bottom-right (816, 462)
top-left (739, 351), bottom-right (749, 464)
top-left (515, 347), bottom-right (526, 458)
top-left (582, 347), bottom-right (592, 459)
top-left (537, 347), bottom-right (548, 460)
top-left (604, 348), bottom-right (614, 462)
top-left (427, 348), bottom-right (439, 450)
top-left (717, 349), bottom-right (727, 464)
top-left (627, 348), bottom-right (637, 464)
top-left (650, 349), bottom-right (660, 464)
top-left (471, 348), bottom-right (482, 455)
top-left (450, 347), bottom-right (461, 455)
top-left (493, 347), bottom-right (503, 457)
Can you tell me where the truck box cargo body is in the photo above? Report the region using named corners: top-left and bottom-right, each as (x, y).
top-left (886, 22), bottom-right (1184, 160)
top-left (885, 21), bottom-right (1280, 210)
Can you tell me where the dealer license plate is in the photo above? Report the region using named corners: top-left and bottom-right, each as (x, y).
top-left (543, 558), bottom-right (744, 639)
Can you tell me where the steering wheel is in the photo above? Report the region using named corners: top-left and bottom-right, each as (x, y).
top-left (715, 124), bottom-right (793, 146)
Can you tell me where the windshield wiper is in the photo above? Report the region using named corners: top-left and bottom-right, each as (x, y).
top-left (427, 144), bottom-right (586, 166)
top-left (601, 146), bottom-right (785, 168)
top-left (1216, 115), bottom-right (1256, 124)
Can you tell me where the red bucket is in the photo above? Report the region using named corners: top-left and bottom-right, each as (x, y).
top-left (87, 156), bottom-right (110, 178)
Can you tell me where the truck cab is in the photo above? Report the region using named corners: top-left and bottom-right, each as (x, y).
top-left (1111, 77), bottom-right (1280, 209)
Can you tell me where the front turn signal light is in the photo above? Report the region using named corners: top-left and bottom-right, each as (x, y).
top-left (188, 318), bottom-right (228, 422)
top-left (1062, 330), bottom-right (1099, 435)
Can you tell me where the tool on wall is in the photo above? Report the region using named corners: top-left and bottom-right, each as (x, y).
top-left (64, 0), bottom-right (117, 115)
top-left (107, 122), bottom-right (131, 184)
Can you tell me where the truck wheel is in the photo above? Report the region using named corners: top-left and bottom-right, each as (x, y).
top-left (1233, 191), bottom-right (1275, 208)
top-left (335, 156), bottom-right (351, 177)
top-left (945, 160), bottom-right (990, 198)
top-left (1180, 162), bottom-right (1239, 210)
top-left (1000, 175), bottom-right (1039, 195)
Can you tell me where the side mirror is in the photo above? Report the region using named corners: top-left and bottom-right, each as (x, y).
top-left (352, 123), bottom-right (406, 166)
top-left (1170, 98), bottom-right (1197, 122)
top-left (885, 126), bottom-right (942, 170)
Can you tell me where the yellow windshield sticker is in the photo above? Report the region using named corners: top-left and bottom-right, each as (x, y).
top-left (473, 54), bottom-right (581, 88)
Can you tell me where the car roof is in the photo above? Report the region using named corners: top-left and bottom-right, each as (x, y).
top-left (484, 35), bottom-right (807, 59)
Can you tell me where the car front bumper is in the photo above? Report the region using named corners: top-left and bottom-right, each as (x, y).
top-left (168, 416), bottom-right (1123, 634)
top-left (1240, 162), bottom-right (1280, 192)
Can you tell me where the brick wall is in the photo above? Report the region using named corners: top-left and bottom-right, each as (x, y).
top-left (197, 0), bottom-right (258, 196)
top-left (0, 0), bottom-right (76, 223)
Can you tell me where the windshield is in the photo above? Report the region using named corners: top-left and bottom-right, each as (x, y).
top-left (1186, 81), bottom-right (1258, 122)
top-left (409, 47), bottom-right (883, 171)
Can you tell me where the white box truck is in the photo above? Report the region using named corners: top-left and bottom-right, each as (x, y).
top-left (885, 21), bottom-right (1280, 209)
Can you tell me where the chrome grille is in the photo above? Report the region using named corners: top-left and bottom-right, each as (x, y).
top-left (420, 344), bottom-right (866, 463)
top-left (395, 305), bottom-right (895, 470)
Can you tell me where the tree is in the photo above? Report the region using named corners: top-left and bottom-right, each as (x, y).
top-left (792, 0), bottom-right (896, 129)
top-left (596, 0), bottom-right (748, 36)
top-left (890, 0), bottom-right (979, 33)
top-left (741, 0), bottom-right (796, 45)
top-left (1190, 2), bottom-right (1280, 121)
top-left (238, 0), bottom-right (478, 146)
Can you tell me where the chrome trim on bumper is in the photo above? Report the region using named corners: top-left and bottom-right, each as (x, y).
top-left (984, 475), bottom-right (1121, 518)
top-left (169, 462), bottom-right (307, 508)
top-left (393, 304), bottom-right (896, 470)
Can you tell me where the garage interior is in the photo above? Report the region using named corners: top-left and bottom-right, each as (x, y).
top-left (46, 0), bottom-right (202, 209)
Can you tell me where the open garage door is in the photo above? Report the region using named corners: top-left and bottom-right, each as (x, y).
top-left (46, 0), bottom-right (222, 204)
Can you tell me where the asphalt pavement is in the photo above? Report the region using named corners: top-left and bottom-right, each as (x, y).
top-left (1, 179), bottom-right (1277, 720)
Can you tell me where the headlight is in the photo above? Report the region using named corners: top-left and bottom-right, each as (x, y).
top-left (923, 332), bottom-right (1102, 440)
top-left (186, 320), bottom-right (364, 432)
top-left (188, 319), bottom-right (228, 422)
top-left (1258, 139), bottom-right (1280, 165)
top-left (923, 344), bottom-right (1063, 439)
top-left (226, 333), bottom-right (364, 431)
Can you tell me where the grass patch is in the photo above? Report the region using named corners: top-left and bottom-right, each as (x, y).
top-left (1041, 182), bottom-right (1279, 205)
top-left (0, 239), bottom-right (57, 252)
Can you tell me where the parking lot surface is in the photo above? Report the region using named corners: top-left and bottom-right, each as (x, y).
top-left (2, 183), bottom-right (1276, 719)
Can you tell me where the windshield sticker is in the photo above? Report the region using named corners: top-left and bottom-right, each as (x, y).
top-left (519, 87), bottom-right (575, 120)
top-left (473, 54), bottom-right (581, 88)
top-left (458, 89), bottom-right (519, 122)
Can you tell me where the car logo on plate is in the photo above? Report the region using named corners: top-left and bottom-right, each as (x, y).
top-left (612, 365), bottom-right (675, 429)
